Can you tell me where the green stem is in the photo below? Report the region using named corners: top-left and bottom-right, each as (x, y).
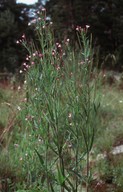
top-left (86, 150), bottom-right (90, 192)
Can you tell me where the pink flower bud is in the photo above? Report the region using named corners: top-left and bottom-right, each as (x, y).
top-left (22, 34), bottom-right (25, 39)
top-left (16, 40), bottom-right (19, 44)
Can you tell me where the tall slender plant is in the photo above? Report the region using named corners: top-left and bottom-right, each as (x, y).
top-left (20, 8), bottom-right (100, 192)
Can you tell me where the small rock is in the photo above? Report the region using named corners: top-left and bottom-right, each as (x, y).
top-left (111, 144), bottom-right (123, 155)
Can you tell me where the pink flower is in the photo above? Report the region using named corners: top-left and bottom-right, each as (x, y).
top-left (23, 62), bottom-right (27, 66)
top-left (26, 57), bottom-right (29, 61)
top-left (52, 50), bottom-right (56, 56)
top-left (42, 8), bottom-right (46, 11)
top-left (58, 44), bottom-right (61, 48)
top-left (22, 34), bottom-right (25, 39)
top-left (16, 40), bottom-right (19, 44)
top-left (86, 25), bottom-right (90, 29)
top-left (33, 53), bottom-right (36, 57)
top-left (76, 26), bottom-right (82, 31)
top-left (56, 42), bottom-right (59, 46)
top-left (39, 53), bottom-right (43, 58)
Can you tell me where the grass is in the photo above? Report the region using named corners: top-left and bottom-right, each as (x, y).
top-left (96, 84), bottom-right (123, 153)
top-left (0, 87), bottom-right (14, 129)
top-left (1, 81), bottom-right (123, 191)
top-left (92, 83), bottom-right (123, 192)
top-left (0, 85), bottom-right (22, 139)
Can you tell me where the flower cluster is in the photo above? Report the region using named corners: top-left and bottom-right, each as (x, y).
top-left (16, 33), bottom-right (26, 44)
top-left (76, 25), bottom-right (90, 32)
top-left (18, 50), bottom-right (43, 74)
top-left (28, 8), bottom-right (46, 26)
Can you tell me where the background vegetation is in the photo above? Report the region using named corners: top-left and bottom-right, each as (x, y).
top-left (0, 0), bottom-right (123, 72)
